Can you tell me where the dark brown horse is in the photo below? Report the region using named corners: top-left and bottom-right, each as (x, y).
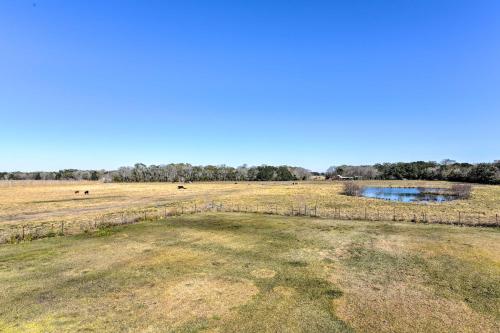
top-left (177, 185), bottom-right (186, 190)
top-left (74, 190), bottom-right (80, 194)
top-left (84, 190), bottom-right (89, 195)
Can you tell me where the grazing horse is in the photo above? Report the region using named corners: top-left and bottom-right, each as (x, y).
top-left (74, 190), bottom-right (80, 194)
top-left (84, 190), bottom-right (89, 195)
top-left (177, 185), bottom-right (186, 190)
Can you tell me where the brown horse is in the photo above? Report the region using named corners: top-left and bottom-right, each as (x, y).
top-left (75, 190), bottom-right (80, 194)
top-left (177, 185), bottom-right (186, 190)
top-left (84, 190), bottom-right (89, 195)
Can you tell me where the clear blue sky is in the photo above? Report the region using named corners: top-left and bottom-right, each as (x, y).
top-left (1, 1), bottom-right (499, 172)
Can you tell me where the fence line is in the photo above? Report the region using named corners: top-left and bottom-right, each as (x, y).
top-left (1, 201), bottom-right (499, 244)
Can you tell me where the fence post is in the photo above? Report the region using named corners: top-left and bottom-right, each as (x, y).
top-left (195, 203), bottom-right (197, 213)
top-left (22, 225), bottom-right (25, 240)
top-left (393, 208), bottom-right (396, 221)
top-left (496, 213), bottom-right (499, 226)
top-left (364, 207), bottom-right (367, 220)
top-left (61, 222), bottom-right (64, 235)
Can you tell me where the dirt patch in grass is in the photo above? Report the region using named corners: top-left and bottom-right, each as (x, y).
top-left (162, 277), bottom-right (259, 326)
top-left (333, 280), bottom-right (500, 333)
top-left (250, 269), bottom-right (276, 279)
top-left (272, 286), bottom-right (296, 297)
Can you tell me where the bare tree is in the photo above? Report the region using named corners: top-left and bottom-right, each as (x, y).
top-left (342, 182), bottom-right (364, 196)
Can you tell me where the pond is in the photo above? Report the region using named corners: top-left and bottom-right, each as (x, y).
top-left (361, 187), bottom-right (457, 203)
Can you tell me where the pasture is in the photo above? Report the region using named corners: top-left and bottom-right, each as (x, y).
top-left (0, 180), bottom-right (499, 242)
top-left (1, 213), bottom-right (499, 332)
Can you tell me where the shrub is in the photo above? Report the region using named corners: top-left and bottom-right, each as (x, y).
top-left (343, 182), bottom-right (364, 196)
top-left (451, 183), bottom-right (472, 199)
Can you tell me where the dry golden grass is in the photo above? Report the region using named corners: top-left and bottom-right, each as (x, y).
top-left (1, 180), bottom-right (499, 242)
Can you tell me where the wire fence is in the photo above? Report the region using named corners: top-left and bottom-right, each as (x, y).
top-left (1, 201), bottom-right (499, 244)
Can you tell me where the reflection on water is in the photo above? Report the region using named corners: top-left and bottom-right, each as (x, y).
top-left (361, 187), bottom-right (457, 203)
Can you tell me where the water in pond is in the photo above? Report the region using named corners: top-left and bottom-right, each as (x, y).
top-left (361, 187), bottom-right (457, 203)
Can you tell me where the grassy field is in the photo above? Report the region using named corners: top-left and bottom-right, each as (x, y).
top-left (1, 180), bottom-right (499, 242)
top-left (0, 213), bottom-right (499, 332)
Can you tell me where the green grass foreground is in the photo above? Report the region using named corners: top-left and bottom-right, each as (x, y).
top-left (1, 213), bottom-right (499, 332)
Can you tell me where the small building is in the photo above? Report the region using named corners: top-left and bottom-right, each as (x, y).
top-left (335, 175), bottom-right (361, 180)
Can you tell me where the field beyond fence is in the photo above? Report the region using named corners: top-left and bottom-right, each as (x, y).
top-left (3, 200), bottom-right (499, 244)
top-left (1, 180), bottom-right (499, 244)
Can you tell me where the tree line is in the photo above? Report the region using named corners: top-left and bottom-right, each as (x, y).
top-left (2, 160), bottom-right (498, 184)
top-left (0, 164), bottom-right (311, 182)
top-left (326, 160), bottom-right (500, 184)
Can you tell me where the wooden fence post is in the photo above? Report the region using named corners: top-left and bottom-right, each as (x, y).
top-left (61, 222), bottom-right (64, 235)
top-left (22, 225), bottom-right (25, 240)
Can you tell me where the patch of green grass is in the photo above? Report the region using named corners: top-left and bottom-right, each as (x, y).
top-left (424, 254), bottom-right (500, 318)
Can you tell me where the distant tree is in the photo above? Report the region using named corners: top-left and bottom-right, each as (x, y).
top-left (256, 165), bottom-right (276, 181)
top-left (276, 166), bottom-right (295, 181)
top-left (441, 159), bottom-right (457, 166)
top-left (90, 170), bottom-right (98, 181)
top-left (468, 163), bottom-right (497, 184)
top-left (325, 166), bottom-right (337, 179)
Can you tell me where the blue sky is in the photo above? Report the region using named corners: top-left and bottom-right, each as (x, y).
top-left (1, 0), bottom-right (499, 172)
